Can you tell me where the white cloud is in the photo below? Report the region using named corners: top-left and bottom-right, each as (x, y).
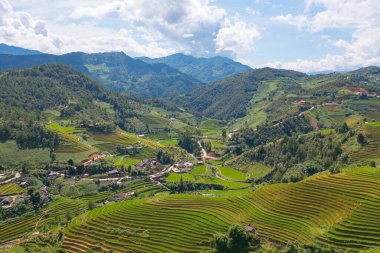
top-left (245, 7), bottom-right (261, 16)
top-left (0, 0), bottom-right (62, 53)
top-left (69, 0), bottom-right (228, 56)
top-left (0, 0), bottom-right (175, 57)
top-left (272, 0), bottom-right (380, 72)
top-left (215, 19), bottom-right (261, 58)
top-left (0, 0), bottom-right (262, 61)
top-left (68, 0), bottom-right (261, 59)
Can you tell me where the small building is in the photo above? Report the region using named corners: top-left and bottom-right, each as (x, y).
top-left (39, 186), bottom-right (48, 197)
top-left (107, 170), bottom-right (119, 177)
top-left (170, 161), bottom-right (194, 173)
top-left (138, 134), bottom-right (145, 138)
top-left (88, 152), bottom-right (111, 162)
top-left (82, 159), bottom-right (93, 167)
top-left (2, 196), bottom-right (14, 206)
top-left (48, 171), bottom-right (62, 179)
top-left (19, 181), bottom-right (28, 187)
top-left (135, 158), bottom-right (157, 171)
top-left (244, 225), bottom-right (254, 232)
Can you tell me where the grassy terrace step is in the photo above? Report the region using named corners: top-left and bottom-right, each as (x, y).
top-left (0, 183), bottom-right (24, 197)
top-left (0, 198), bottom-right (86, 244)
top-left (63, 167), bottom-right (380, 252)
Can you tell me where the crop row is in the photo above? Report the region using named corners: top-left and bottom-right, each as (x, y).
top-left (0, 183), bottom-right (24, 197)
top-left (62, 167), bottom-right (380, 252)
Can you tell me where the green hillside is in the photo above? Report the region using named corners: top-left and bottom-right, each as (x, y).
top-left (0, 52), bottom-right (204, 98)
top-left (139, 53), bottom-right (251, 83)
top-left (60, 167), bottom-right (380, 252)
top-left (172, 67), bottom-right (306, 120)
top-left (1, 63), bottom-right (380, 253)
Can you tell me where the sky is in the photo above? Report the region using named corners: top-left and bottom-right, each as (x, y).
top-left (0, 0), bottom-right (379, 72)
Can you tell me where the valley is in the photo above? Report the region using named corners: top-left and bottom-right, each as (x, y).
top-left (0, 45), bottom-right (380, 253)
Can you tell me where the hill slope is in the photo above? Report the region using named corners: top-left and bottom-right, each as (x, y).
top-left (0, 43), bottom-right (42, 55)
top-left (172, 67), bottom-right (306, 120)
top-left (60, 167), bottom-right (380, 252)
top-left (0, 52), bottom-right (203, 98)
top-left (139, 53), bottom-right (251, 83)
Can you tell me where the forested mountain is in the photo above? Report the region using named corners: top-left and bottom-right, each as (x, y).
top-left (172, 67), bottom-right (306, 120)
top-left (0, 43), bottom-right (42, 55)
top-left (0, 63), bottom-right (147, 149)
top-left (139, 53), bottom-right (251, 83)
top-left (0, 52), bottom-right (203, 98)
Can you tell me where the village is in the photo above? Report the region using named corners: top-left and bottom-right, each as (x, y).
top-left (0, 148), bottom-right (205, 208)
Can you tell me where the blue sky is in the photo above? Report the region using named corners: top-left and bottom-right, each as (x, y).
top-left (1, 0), bottom-right (379, 72)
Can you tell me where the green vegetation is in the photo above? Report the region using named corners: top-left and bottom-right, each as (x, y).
top-left (1, 59), bottom-right (380, 252)
top-left (0, 52), bottom-right (203, 98)
top-left (217, 166), bottom-right (246, 181)
top-left (59, 167), bottom-right (380, 252)
top-left (140, 53), bottom-right (251, 83)
top-left (0, 183), bottom-right (24, 197)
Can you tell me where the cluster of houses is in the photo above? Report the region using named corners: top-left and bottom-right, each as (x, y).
top-left (135, 158), bottom-right (165, 173)
top-left (82, 152), bottom-right (112, 167)
top-left (169, 161), bottom-right (194, 173)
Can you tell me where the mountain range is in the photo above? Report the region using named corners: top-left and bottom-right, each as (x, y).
top-left (0, 43), bottom-right (42, 55)
top-left (138, 53), bottom-right (251, 83)
top-left (0, 44), bottom-right (252, 99)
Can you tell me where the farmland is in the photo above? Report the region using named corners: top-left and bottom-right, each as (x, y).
top-left (62, 167), bottom-right (380, 252)
top-left (0, 183), bottom-right (24, 197)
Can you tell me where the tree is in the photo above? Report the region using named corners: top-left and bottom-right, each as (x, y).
top-left (178, 131), bottom-right (199, 154)
top-left (210, 224), bottom-right (258, 253)
top-left (357, 133), bottom-right (366, 144)
top-left (65, 211), bottom-right (72, 222)
top-left (67, 159), bottom-right (74, 166)
top-left (338, 123), bottom-right (349, 133)
top-left (88, 200), bottom-right (96, 210)
top-left (179, 176), bottom-right (184, 193)
top-left (222, 128), bottom-right (227, 140)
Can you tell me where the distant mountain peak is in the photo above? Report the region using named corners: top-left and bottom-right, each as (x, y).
top-left (139, 53), bottom-right (251, 83)
top-left (0, 43), bottom-right (42, 55)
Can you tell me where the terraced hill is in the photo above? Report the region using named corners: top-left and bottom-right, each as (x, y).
top-left (351, 122), bottom-right (380, 164)
top-left (0, 198), bottom-right (86, 244)
top-left (62, 167), bottom-right (380, 252)
top-left (0, 183), bottom-right (24, 197)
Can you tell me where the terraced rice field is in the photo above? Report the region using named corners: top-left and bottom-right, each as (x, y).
top-left (0, 183), bottom-right (24, 197)
top-left (48, 123), bottom-right (90, 153)
top-left (63, 167), bottom-right (380, 252)
top-left (0, 198), bottom-right (86, 244)
top-left (351, 123), bottom-right (380, 163)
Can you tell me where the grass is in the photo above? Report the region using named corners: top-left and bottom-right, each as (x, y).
top-left (166, 173), bottom-right (195, 182)
top-left (225, 157), bottom-right (272, 180)
top-left (190, 165), bottom-right (207, 176)
top-left (0, 141), bottom-right (51, 167)
top-left (0, 183), bottom-right (25, 197)
top-left (350, 123), bottom-right (380, 163)
top-left (57, 167), bottom-right (380, 252)
top-left (165, 165), bottom-right (250, 189)
top-left (217, 166), bottom-right (246, 181)
top-left (0, 198), bottom-right (87, 244)
top-left (199, 119), bottom-right (225, 138)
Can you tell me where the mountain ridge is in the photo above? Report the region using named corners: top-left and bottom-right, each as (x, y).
top-left (0, 51), bottom-right (204, 99)
top-left (139, 52), bottom-right (251, 83)
top-left (0, 43), bottom-right (42, 55)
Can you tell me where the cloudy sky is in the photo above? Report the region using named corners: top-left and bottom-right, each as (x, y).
top-left (1, 0), bottom-right (379, 72)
